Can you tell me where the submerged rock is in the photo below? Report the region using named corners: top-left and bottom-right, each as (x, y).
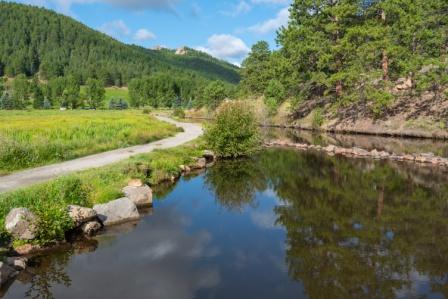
top-left (122, 185), bottom-right (153, 207)
top-left (5, 208), bottom-right (38, 241)
top-left (5, 257), bottom-right (27, 270)
top-left (0, 262), bottom-right (18, 287)
top-left (67, 205), bottom-right (97, 227)
top-left (93, 198), bottom-right (140, 226)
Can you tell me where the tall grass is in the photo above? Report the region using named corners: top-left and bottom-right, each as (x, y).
top-left (0, 110), bottom-right (180, 174)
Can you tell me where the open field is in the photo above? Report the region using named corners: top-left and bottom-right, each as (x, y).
top-left (0, 110), bottom-right (180, 174)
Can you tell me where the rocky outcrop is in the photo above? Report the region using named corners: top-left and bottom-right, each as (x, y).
top-left (93, 198), bottom-right (140, 226)
top-left (5, 208), bottom-right (38, 241)
top-left (266, 140), bottom-right (448, 167)
top-left (67, 205), bottom-right (97, 227)
top-left (122, 185), bottom-right (153, 207)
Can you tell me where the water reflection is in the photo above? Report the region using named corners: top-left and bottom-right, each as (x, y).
top-left (5, 148), bottom-right (448, 298)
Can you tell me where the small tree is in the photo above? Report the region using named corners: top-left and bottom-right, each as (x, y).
top-left (205, 101), bottom-right (260, 158)
top-left (203, 81), bottom-right (227, 110)
top-left (86, 78), bottom-right (105, 109)
top-left (12, 74), bottom-right (29, 109)
top-left (264, 79), bottom-right (285, 116)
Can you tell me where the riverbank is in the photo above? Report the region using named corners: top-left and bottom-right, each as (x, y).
top-left (0, 139), bottom-right (211, 252)
top-left (266, 140), bottom-right (448, 169)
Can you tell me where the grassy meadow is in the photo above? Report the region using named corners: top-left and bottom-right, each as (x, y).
top-left (0, 110), bottom-right (180, 174)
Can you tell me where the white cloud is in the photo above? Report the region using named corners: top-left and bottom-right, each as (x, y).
top-left (222, 0), bottom-right (251, 17)
top-left (134, 28), bottom-right (156, 41)
top-left (99, 19), bottom-right (130, 39)
top-left (248, 7), bottom-right (289, 34)
top-left (196, 34), bottom-right (250, 63)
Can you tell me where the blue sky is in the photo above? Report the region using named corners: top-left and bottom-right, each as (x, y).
top-left (12, 0), bottom-right (291, 65)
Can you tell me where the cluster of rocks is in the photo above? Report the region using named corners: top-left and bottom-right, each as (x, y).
top-left (2, 150), bottom-right (216, 260)
top-left (266, 140), bottom-right (448, 167)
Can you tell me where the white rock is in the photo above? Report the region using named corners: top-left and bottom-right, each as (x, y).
top-left (93, 198), bottom-right (140, 226)
top-left (122, 185), bottom-right (153, 207)
top-left (5, 208), bottom-right (38, 240)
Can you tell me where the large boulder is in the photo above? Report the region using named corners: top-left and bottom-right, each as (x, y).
top-left (127, 179), bottom-right (144, 187)
top-left (67, 205), bottom-right (97, 227)
top-left (93, 198), bottom-right (140, 226)
top-left (5, 208), bottom-right (38, 240)
top-left (122, 185), bottom-right (153, 207)
top-left (0, 262), bottom-right (18, 287)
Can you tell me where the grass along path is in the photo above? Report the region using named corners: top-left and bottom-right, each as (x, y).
top-left (0, 116), bottom-right (203, 193)
top-left (0, 110), bottom-right (178, 174)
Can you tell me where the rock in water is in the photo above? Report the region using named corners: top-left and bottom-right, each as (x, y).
top-left (5, 257), bottom-right (27, 270)
top-left (93, 198), bottom-right (140, 226)
top-left (67, 205), bottom-right (97, 227)
top-left (81, 221), bottom-right (102, 237)
top-left (0, 262), bottom-right (18, 287)
top-left (5, 208), bottom-right (38, 240)
top-left (122, 185), bottom-right (153, 207)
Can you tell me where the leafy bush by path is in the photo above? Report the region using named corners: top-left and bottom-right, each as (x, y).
top-left (0, 110), bottom-right (180, 174)
top-left (205, 101), bottom-right (260, 158)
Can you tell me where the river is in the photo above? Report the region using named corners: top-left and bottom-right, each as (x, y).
top-left (3, 139), bottom-right (448, 298)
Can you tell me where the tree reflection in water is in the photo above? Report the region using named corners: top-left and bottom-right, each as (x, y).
top-left (205, 157), bottom-right (267, 211)
top-left (206, 148), bottom-right (448, 298)
top-left (24, 251), bottom-right (72, 299)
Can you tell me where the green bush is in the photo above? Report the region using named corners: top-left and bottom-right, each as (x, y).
top-left (172, 107), bottom-right (185, 119)
top-left (205, 101), bottom-right (260, 158)
top-left (142, 107), bottom-right (152, 114)
top-left (264, 79), bottom-right (285, 116)
top-left (312, 108), bottom-right (324, 129)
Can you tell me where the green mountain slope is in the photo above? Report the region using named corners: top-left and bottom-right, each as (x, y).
top-left (0, 2), bottom-right (240, 85)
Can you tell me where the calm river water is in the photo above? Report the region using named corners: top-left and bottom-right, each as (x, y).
top-left (4, 145), bottom-right (448, 298)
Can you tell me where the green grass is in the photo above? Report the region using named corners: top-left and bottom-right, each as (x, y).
top-left (104, 86), bottom-right (130, 102)
top-left (0, 110), bottom-right (180, 174)
top-left (0, 140), bottom-right (205, 245)
top-left (80, 86), bottom-right (129, 103)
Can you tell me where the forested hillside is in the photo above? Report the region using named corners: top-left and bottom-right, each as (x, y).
top-left (0, 2), bottom-right (239, 85)
top-left (241, 0), bottom-right (448, 130)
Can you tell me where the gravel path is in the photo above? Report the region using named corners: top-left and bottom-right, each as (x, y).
top-left (0, 116), bottom-right (203, 193)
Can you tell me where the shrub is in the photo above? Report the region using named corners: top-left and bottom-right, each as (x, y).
top-left (142, 107), bottom-right (152, 114)
top-left (312, 108), bottom-right (324, 129)
top-left (205, 101), bottom-right (260, 158)
top-left (264, 79), bottom-right (285, 116)
top-left (172, 107), bottom-right (185, 119)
